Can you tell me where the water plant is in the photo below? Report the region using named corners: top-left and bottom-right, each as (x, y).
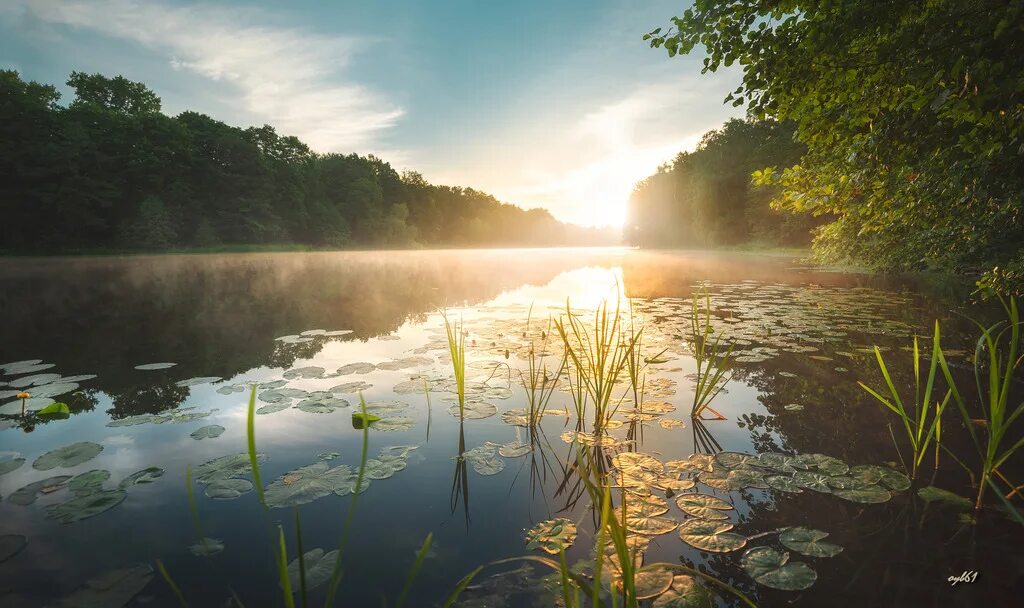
top-left (688, 287), bottom-right (734, 419)
top-left (442, 311), bottom-right (467, 420)
top-left (519, 316), bottom-right (567, 425)
top-left (937, 297), bottom-right (1024, 517)
top-left (555, 298), bottom-right (635, 433)
top-left (858, 321), bottom-right (951, 480)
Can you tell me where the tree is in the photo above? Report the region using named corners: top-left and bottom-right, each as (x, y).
top-left (648, 0), bottom-right (1024, 291)
top-left (67, 71), bottom-right (161, 114)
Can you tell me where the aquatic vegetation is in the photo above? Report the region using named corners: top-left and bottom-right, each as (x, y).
top-left (188, 537), bottom-right (224, 557)
top-left (0, 455), bottom-right (25, 476)
top-left (69, 469), bottom-right (110, 495)
top-left (286, 548), bottom-right (339, 590)
top-left (8, 475), bottom-right (71, 505)
top-left (740, 546), bottom-right (817, 591)
top-left (32, 441), bottom-right (103, 470)
top-left (190, 424), bottom-right (225, 440)
top-left (135, 362), bottom-right (177, 370)
top-left (47, 489), bottom-right (127, 523)
top-left (53, 563), bottom-right (154, 607)
top-left (917, 485), bottom-right (973, 509)
top-left (688, 288), bottom-right (734, 419)
top-left (205, 478), bottom-right (254, 500)
top-left (779, 527), bottom-right (843, 558)
top-left (525, 518), bottom-right (577, 554)
top-left (443, 311), bottom-right (468, 419)
top-left (859, 321), bottom-right (950, 479)
top-left (678, 520), bottom-right (746, 552)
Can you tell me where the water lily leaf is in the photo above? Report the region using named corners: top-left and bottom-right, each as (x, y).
top-left (800, 453), bottom-right (848, 476)
top-left (848, 464), bottom-right (885, 485)
top-left (264, 462), bottom-right (353, 508)
top-left (287, 548), bottom-right (339, 590)
top-left (665, 454), bottom-right (715, 473)
top-left (726, 469), bottom-right (768, 489)
top-left (337, 362), bottom-right (376, 375)
top-left (833, 485), bottom-right (891, 503)
top-left (878, 468), bottom-right (911, 491)
top-left (740, 546), bottom-right (817, 590)
top-left (190, 425), bottom-right (225, 440)
top-left (0, 534), bottom-right (27, 564)
top-left (448, 401), bottom-right (497, 420)
top-left (675, 494), bottom-right (733, 520)
top-left (134, 362), bottom-right (177, 370)
top-left (37, 402), bottom-right (70, 417)
top-left (917, 486), bottom-right (971, 509)
top-left (498, 440), bottom-right (531, 458)
top-left (501, 409), bottom-right (530, 426)
top-left (779, 527), bottom-right (844, 558)
top-left (618, 494), bottom-right (670, 518)
top-left (8, 475), bottom-right (71, 505)
top-left (659, 418), bottom-right (686, 429)
top-left (715, 452), bottom-right (762, 470)
top-left (256, 402), bottom-right (291, 415)
top-left (329, 381), bottom-right (373, 393)
top-left (175, 376), bottom-right (222, 387)
top-left (205, 478), bottom-right (254, 500)
top-left (32, 383), bottom-right (80, 399)
top-left (295, 401), bottom-right (335, 414)
top-left (47, 489), bottom-right (126, 523)
top-left (69, 470), bottom-right (110, 495)
top-left (634, 565), bottom-right (674, 599)
top-left (119, 467), bottom-right (165, 489)
top-left (525, 518), bottom-right (577, 554)
top-left (612, 452), bottom-right (664, 475)
top-left (678, 519), bottom-right (746, 552)
top-left (283, 366), bottom-right (326, 380)
top-left (653, 574), bottom-right (713, 608)
top-left (194, 453), bottom-right (264, 484)
top-left (106, 413), bottom-right (169, 427)
top-left (0, 457), bottom-right (25, 476)
top-left (792, 471), bottom-right (833, 493)
top-left (33, 441), bottom-right (104, 470)
top-left (318, 452), bottom-right (340, 461)
top-left (654, 476), bottom-right (697, 492)
top-left (765, 475), bottom-right (803, 493)
top-left (351, 412), bottom-right (381, 429)
top-left (53, 563), bottom-right (153, 607)
top-left (757, 453), bottom-right (799, 473)
top-left (189, 537), bottom-right (224, 557)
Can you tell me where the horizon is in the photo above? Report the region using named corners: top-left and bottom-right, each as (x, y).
top-left (0, 0), bottom-right (743, 229)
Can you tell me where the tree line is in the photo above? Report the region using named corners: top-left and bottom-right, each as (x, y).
top-left (641, 0), bottom-right (1023, 294)
top-left (0, 70), bottom-right (610, 252)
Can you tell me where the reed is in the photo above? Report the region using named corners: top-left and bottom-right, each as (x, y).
top-left (442, 311), bottom-right (467, 419)
top-left (688, 288), bottom-right (734, 419)
top-left (555, 299), bottom-right (634, 433)
top-left (858, 321), bottom-right (951, 480)
top-left (520, 317), bottom-right (567, 425)
top-left (938, 296), bottom-right (1024, 517)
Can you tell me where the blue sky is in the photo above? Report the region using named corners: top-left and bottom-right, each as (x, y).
top-left (0, 0), bottom-right (743, 227)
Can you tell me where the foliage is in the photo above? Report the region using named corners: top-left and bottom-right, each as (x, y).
top-left (648, 1), bottom-right (1024, 292)
top-left (688, 288), bottom-right (735, 419)
top-left (0, 71), bottom-right (609, 253)
top-left (627, 118), bottom-right (810, 248)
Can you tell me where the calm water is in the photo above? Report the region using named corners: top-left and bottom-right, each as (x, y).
top-left (0, 248), bottom-right (1020, 607)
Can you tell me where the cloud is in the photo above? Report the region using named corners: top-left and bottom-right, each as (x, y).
top-left (17, 0), bottom-right (402, 152)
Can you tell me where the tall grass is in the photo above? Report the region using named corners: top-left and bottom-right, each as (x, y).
top-left (443, 311), bottom-right (467, 420)
top-left (688, 288), bottom-right (734, 419)
top-left (555, 299), bottom-right (635, 433)
top-left (520, 317), bottom-right (567, 425)
top-left (938, 297), bottom-right (1024, 516)
top-left (859, 321), bottom-right (951, 480)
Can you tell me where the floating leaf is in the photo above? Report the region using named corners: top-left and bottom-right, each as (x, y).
top-left (634, 565), bottom-right (674, 599)
top-left (715, 452), bottom-right (762, 470)
top-left (779, 527), bottom-right (844, 558)
top-left (47, 489), bottom-right (126, 523)
top-left (264, 462), bottom-right (354, 508)
top-left (190, 425), bottom-right (226, 440)
top-left (848, 464), bottom-right (885, 485)
top-left (189, 537), bottom-right (224, 557)
top-left (878, 468), bottom-right (911, 491)
top-left (134, 362), bottom-right (176, 370)
top-left (194, 453), bottom-right (264, 484)
top-left (256, 402), bottom-right (291, 415)
top-left (675, 494), bottom-right (733, 520)
top-left (69, 469), bottom-right (110, 495)
top-left (765, 475), bottom-right (803, 493)
top-left (678, 519), bottom-right (746, 552)
top-left (119, 467), bottom-right (165, 489)
top-left (498, 440), bottom-right (531, 458)
top-left (917, 486), bottom-right (971, 509)
top-left (37, 401), bottom-right (70, 417)
top-left (612, 452), bottom-right (664, 475)
top-left (371, 416), bottom-right (415, 432)
top-left (337, 362), bottom-right (376, 375)
top-left (617, 494), bottom-right (670, 518)
top-left (283, 366), bottom-right (326, 380)
top-left (626, 515), bottom-right (679, 536)
top-left (8, 475), bottom-right (71, 505)
top-left (351, 412), bottom-right (382, 429)
top-left (33, 441), bottom-right (103, 470)
top-left (652, 574), bottom-right (713, 608)
top-left (106, 413), bottom-right (169, 427)
top-left (0, 534), bottom-right (27, 564)
top-left (53, 563), bottom-right (154, 607)
top-left (792, 471), bottom-right (833, 493)
top-left (287, 548), bottom-right (340, 590)
top-left (329, 381), bottom-right (373, 393)
top-left (833, 485), bottom-right (891, 503)
top-left (205, 478), bottom-right (254, 500)
top-left (448, 400), bottom-right (497, 420)
top-left (0, 456), bottom-right (25, 476)
top-left (525, 518), bottom-right (577, 554)
top-left (175, 376), bottom-right (222, 387)
top-left (740, 546), bottom-right (817, 590)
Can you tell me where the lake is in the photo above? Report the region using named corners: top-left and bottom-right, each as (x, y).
top-left (0, 248), bottom-right (1020, 607)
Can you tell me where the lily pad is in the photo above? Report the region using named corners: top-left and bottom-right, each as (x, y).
top-left (765, 475), bottom-right (803, 493)
top-left (53, 563), bottom-right (154, 607)
top-left (33, 441), bottom-right (104, 470)
top-left (329, 381), bottom-right (373, 393)
top-left (337, 362), bottom-right (376, 375)
top-left (0, 534), bottom-right (27, 563)
top-left (625, 515), bottom-right (679, 536)
top-left (37, 401), bottom-right (71, 417)
top-left (351, 412), bottom-right (382, 428)
top-left (194, 453), bottom-right (264, 484)
top-left (740, 546), bottom-right (817, 590)
top-left (917, 486), bottom-right (971, 509)
top-left (634, 565), bottom-right (675, 599)
top-left (106, 413), bottom-right (169, 427)
top-left (611, 452), bottom-right (664, 475)
top-left (792, 471), bottom-right (833, 493)
top-left (525, 518), bottom-right (577, 554)
top-left (175, 376), bottom-right (222, 387)
top-left (119, 467), bottom-right (165, 488)
top-left (0, 457), bottom-right (25, 476)
top-left (264, 462), bottom-right (354, 508)
top-left (449, 400), bottom-right (498, 420)
top-left (675, 494), bottom-right (733, 520)
top-left (833, 485), bottom-right (891, 503)
top-left (189, 537), bottom-right (224, 557)
top-left (69, 469), bottom-right (111, 495)
top-left (678, 519), bottom-right (747, 552)
top-left (498, 440), bottom-right (532, 458)
top-left (256, 402), bottom-right (291, 415)
top-left (283, 366), bottom-right (326, 380)
top-left (190, 425), bottom-right (226, 440)
top-left (286, 548), bottom-right (340, 590)
top-left (134, 362), bottom-right (176, 370)
top-left (779, 527), bottom-right (844, 558)
top-left (878, 468), bottom-right (912, 491)
top-left (47, 489), bottom-right (126, 523)
top-left (371, 416), bottom-right (415, 432)
top-left (653, 575), bottom-right (713, 608)
top-left (205, 478), bottom-right (254, 500)
top-left (8, 475), bottom-right (71, 505)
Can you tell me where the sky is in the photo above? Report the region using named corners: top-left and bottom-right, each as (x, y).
top-left (0, 0), bottom-right (743, 228)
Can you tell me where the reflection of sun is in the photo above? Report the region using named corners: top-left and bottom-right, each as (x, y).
top-left (497, 267), bottom-right (626, 311)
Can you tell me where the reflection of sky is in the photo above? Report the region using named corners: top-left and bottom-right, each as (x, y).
top-left (0, 255), bottom-right (973, 606)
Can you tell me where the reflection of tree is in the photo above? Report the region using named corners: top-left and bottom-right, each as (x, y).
top-left (108, 383), bottom-right (190, 418)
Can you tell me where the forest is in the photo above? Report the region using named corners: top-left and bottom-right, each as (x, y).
top-left (0, 70), bottom-right (609, 252)
top-left (640, 0), bottom-right (1023, 295)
